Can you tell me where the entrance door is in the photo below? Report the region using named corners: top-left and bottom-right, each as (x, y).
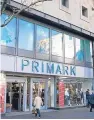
top-left (31, 78), bottom-right (55, 110)
top-left (6, 82), bottom-right (24, 112)
top-left (32, 81), bottom-right (46, 109)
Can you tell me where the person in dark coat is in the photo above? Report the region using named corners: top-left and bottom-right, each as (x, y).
top-left (41, 89), bottom-right (44, 106)
top-left (89, 91), bottom-right (94, 112)
top-left (86, 89), bottom-right (90, 107)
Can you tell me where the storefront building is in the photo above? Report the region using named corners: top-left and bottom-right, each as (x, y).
top-left (0, 7), bottom-right (94, 114)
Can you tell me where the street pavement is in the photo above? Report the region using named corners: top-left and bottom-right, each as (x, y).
top-left (1, 107), bottom-right (94, 119)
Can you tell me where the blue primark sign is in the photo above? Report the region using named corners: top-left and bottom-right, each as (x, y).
top-left (21, 59), bottom-right (76, 76)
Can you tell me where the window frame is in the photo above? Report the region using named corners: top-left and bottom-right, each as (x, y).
top-left (0, 12), bottom-right (17, 55)
top-left (82, 6), bottom-right (88, 18)
top-left (18, 18), bottom-right (34, 51)
top-left (84, 40), bottom-right (93, 63)
top-left (59, 0), bottom-right (70, 14)
top-left (75, 37), bottom-right (84, 62)
top-left (64, 33), bottom-right (75, 59)
top-left (62, 0), bottom-right (69, 8)
top-left (80, 5), bottom-right (89, 23)
top-left (35, 24), bottom-right (50, 55)
top-left (51, 29), bottom-right (63, 57)
top-left (1, 13), bottom-right (16, 48)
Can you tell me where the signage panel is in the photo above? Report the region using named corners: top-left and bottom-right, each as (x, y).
top-left (1, 55), bottom-right (93, 78)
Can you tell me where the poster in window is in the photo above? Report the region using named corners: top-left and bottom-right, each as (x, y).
top-left (59, 81), bottom-right (65, 107)
top-left (0, 84), bottom-right (5, 113)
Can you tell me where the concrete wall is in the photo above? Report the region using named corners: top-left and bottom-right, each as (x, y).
top-left (13, 0), bottom-right (94, 33)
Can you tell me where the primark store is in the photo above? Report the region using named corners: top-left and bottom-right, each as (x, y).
top-left (0, 1), bottom-right (94, 114)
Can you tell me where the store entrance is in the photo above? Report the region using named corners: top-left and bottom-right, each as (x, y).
top-left (32, 81), bottom-right (46, 109)
top-left (32, 78), bottom-right (55, 110)
top-left (6, 82), bottom-right (24, 112)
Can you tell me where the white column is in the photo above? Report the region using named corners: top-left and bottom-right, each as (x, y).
top-left (54, 78), bottom-right (57, 108)
top-left (30, 79), bottom-right (33, 111)
top-left (51, 78), bottom-right (55, 107)
top-left (45, 80), bottom-right (48, 109)
top-left (23, 80), bottom-right (27, 111)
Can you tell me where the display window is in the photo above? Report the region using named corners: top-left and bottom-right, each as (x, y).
top-left (56, 81), bottom-right (84, 107)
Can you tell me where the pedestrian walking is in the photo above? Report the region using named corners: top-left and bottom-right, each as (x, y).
top-left (80, 89), bottom-right (84, 105)
top-left (34, 94), bottom-right (43, 118)
top-left (86, 89), bottom-right (90, 107)
top-left (77, 90), bottom-right (81, 105)
top-left (89, 91), bottom-right (94, 112)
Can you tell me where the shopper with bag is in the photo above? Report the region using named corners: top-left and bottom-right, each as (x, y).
top-left (34, 94), bottom-right (43, 118)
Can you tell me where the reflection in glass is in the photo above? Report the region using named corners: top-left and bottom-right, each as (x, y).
top-left (18, 19), bottom-right (34, 51)
top-left (52, 30), bottom-right (63, 56)
top-left (1, 14), bottom-right (16, 47)
top-left (75, 38), bottom-right (84, 61)
top-left (36, 25), bottom-right (49, 54)
top-left (64, 34), bottom-right (74, 58)
top-left (84, 40), bottom-right (92, 62)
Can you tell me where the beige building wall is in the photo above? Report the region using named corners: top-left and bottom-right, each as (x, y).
top-left (14, 0), bottom-right (94, 33)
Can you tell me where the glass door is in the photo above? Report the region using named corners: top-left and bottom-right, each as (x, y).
top-left (6, 82), bottom-right (24, 112)
top-left (32, 81), bottom-right (45, 110)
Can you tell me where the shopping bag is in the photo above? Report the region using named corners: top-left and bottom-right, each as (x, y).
top-left (32, 108), bottom-right (37, 114)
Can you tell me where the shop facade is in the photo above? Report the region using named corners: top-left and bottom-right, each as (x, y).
top-left (0, 11), bottom-right (94, 114)
top-left (0, 55), bottom-right (93, 114)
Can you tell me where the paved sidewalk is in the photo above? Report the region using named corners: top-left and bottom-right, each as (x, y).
top-left (1, 107), bottom-right (94, 119)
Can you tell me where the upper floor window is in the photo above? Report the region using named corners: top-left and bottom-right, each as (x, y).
top-left (62, 0), bottom-right (69, 8)
top-left (52, 30), bottom-right (63, 56)
top-left (64, 34), bottom-right (74, 59)
top-left (0, 14), bottom-right (16, 47)
top-left (18, 19), bottom-right (34, 51)
top-left (36, 25), bottom-right (49, 54)
top-left (75, 38), bottom-right (84, 61)
top-left (82, 6), bottom-right (88, 17)
top-left (84, 40), bottom-right (92, 62)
